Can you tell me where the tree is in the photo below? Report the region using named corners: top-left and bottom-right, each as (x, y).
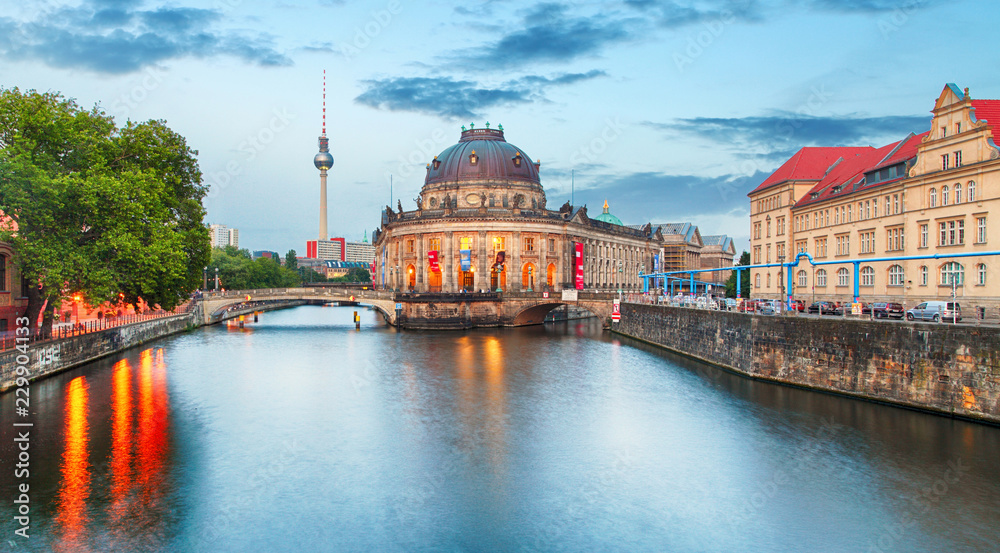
top-left (210, 247), bottom-right (301, 289)
top-left (725, 251), bottom-right (751, 298)
top-left (285, 249), bottom-right (297, 270)
top-left (0, 88), bottom-right (210, 336)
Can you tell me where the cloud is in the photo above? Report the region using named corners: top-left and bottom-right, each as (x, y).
top-left (623, 0), bottom-right (763, 27)
top-left (646, 111), bottom-right (930, 155)
top-left (0, 1), bottom-right (290, 73)
top-left (808, 0), bottom-right (939, 13)
top-left (448, 3), bottom-right (637, 69)
top-left (355, 71), bottom-right (606, 119)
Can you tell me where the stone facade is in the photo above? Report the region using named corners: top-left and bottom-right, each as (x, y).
top-left (0, 242), bottom-right (28, 332)
top-left (617, 303), bottom-right (1000, 424)
top-left (748, 84), bottom-right (1000, 313)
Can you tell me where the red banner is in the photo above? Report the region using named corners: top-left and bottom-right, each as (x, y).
top-left (574, 242), bottom-right (584, 290)
top-left (428, 250), bottom-right (440, 273)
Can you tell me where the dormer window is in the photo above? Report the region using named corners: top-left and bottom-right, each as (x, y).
top-left (512, 152), bottom-right (522, 167)
top-left (469, 150), bottom-right (478, 165)
top-left (432, 156), bottom-right (441, 170)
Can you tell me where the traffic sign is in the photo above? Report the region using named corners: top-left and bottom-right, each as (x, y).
top-left (612, 299), bottom-right (621, 322)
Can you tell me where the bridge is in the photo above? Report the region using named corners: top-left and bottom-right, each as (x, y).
top-left (195, 287), bottom-right (617, 329)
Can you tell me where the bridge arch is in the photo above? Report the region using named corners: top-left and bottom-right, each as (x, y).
top-left (510, 301), bottom-right (606, 326)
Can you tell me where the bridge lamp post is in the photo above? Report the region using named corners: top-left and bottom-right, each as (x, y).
top-left (203, 266), bottom-right (208, 290)
top-left (617, 261), bottom-right (623, 297)
top-left (527, 266), bottom-right (533, 292)
top-left (214, 267), bottom-right (219, 291)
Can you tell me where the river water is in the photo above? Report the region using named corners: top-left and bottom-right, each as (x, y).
top-left (1, 305), bottom-right (998, 552)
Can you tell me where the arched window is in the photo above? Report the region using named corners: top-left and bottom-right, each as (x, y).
top-left (920, 265), bottom-right (928, 286)
top-left (929, 188), bottom-right (937, 207)
top-left (942, 185), bottom-right (950, 206)
top-left (968, 180), bottom-right (977, 202)
top-left (860, 266), bottom-right (874, 286)
top-left (755, 274), bottom-right (761, 289)
top-left (816, 269), bottom-right (828, 287)
top-left (885, 196), bottom-right (890, 215)
top-left (940, 262), bottom-right (964, 286)
top-left (955, 183), bottom-right (962, 204)
top-left (837, 268), bottom-right (850, 287)
top-left (546, 263), bottom-right (556, 288)
top-left (521, 262), bottom-right (536, 290)
top-left (977, 263), bottom-right (987, 286)
top-left (798, 270), bottom-right (807, 287)
top-left (888, 265), bottom-right (904, 286)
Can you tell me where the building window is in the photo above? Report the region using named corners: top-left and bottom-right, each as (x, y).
top-left (860, 231), bottom-right (875, 254)
top-left (834, 208), bottom-right (840, 225)
top-left (954, 183), bottom-right (962, 204)
top-left (460, 236), bottom-right (473, 250)
top-left (865, 200), bottom-right (871, 219)
top-left (942, 185), bottom-right (950, 206)
top-left (860, 266), bottom-right (874, 287)
top-left (920, 265), bottom-right (928, 286)
top-left (0, 255), bottom-right (5, 292)
top-left (778, 242), bottom-right (786, 260)
top-left (816, 269), bottom-right (827, 287)
top-left (929, 188), bottom-right (937, 207)
top-left (939, 220), bottom-right (965, 246)
top-left (941, 154), bottom-right (949, 171)
top-left (941, 262), bottom-right (964, 286)
top-left (755, 274), bottom-right (761, 289)
top-left (798, 270), bottom-right (807, 288)
top-left (837, 268), bottom-right (850, 287)
top-left (848, 205), bottom-right (853, 222)
top-left (968, 181), bottom-right (976, 202)
top-left (406, 239), bottom-right (415, 254)
top-left (428, 237), bottom-right (441, 252)
top-left (766, 245), bottom-right (771, 263)
top-left (893, 194), bottom-right (899, 214)
top-left (885, 196), bottom-right (890, 216)
top-left (920, 224), bottom-right (928, 248)
top-left (886, 227), bottom-right (904, 251)
top-left (493, 236), bottom-right (505, 252)
top-left (954, 150), bottom-right (962, 167)
top-left (548, 238), bottom-right (555, 251)
top-left (977, 263), bottom-right (987, 286)
top-left (766, 273), bottom-right (771, 288)
top-left (836, 235), bottom-right (850, 256)
top-left (978, 217), bottom-right (987, 243)
top-left (888, 265), bottom-right (904, 286)
top-left (523, 237), bottom-right (535, 252)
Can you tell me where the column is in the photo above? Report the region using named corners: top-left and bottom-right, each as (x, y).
top-left (416, 233), bottom-right (425, 292)
top-left (478, 230), bottom-right (488, 291)
top-left (444, 231), bottom-right (454, 291)
top-left (512, 230), bottom-right (522, 292)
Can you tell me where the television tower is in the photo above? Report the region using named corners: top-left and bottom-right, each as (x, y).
top-left (313, 70), bottom-right (334, 241)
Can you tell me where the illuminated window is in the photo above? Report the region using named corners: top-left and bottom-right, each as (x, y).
top-left (460, 236), bottom-right (473, 250)
top-left (406, 239), bottom-right (415, 254)
top-left (428, 237), bottom-right (440, 251)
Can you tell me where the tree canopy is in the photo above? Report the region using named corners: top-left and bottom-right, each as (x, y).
top-left (210, 246), bottom-right (300, 290)
top-left (0, 88), bottom-right (210, 334)
top-left (724, 251), bottom-right (751, 298)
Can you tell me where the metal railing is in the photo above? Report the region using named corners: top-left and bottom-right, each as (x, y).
top-left (0, 310), bottom-right (190, 352)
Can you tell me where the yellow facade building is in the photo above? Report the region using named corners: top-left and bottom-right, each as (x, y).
top-left (748, 84), bottom-right (1000, 311)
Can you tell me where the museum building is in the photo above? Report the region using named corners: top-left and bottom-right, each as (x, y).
top-left (372, 125), bottom-right (734, 293)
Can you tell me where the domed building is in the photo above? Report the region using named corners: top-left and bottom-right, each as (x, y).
top-left (372, 125), bottom-right (732, 294)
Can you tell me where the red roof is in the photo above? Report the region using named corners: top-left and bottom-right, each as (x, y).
top-left (794, 141), bottom-right (902, 209)
top-left (749, 146), bottom-right (872, 195)
top-left (971, 99), bottom-right (1000, 132)
top-left (867, 131), bottom-right (928, 172)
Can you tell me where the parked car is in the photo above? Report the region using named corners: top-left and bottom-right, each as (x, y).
top-left (871, 302), bottom-right (905, 319)
top-left (723, 298), bottom-right (739, 311)
top-left (906, 301), bottom-right (962, 322)
top-left (807, 301), bottom-right (836, 314)
top-left (789, 299), bottom-right (805, 312)
top-left (739, 300), bottom-right (758, 312)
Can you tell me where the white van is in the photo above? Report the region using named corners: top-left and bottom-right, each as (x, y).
top-left (906, 301), bottom-right (962, 322)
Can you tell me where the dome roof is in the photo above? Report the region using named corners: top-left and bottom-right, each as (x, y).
top-left (594, 199), bottom-right (623, 226)
top-left (424, 126), bottom-right (540, 187)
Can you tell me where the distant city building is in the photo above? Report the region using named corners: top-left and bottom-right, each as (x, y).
top-left (252, 250), bottom-right (280, 261)
top-left (209, 224), bottom-right (239, 248)
top-left (748, 83), bottom-right (1000, 310)
top-left (701, 235), bottom-right (736, 285)
top-left (324, 261), bottom-right (370, 279)
top-left (306, 237), bottom-right (344, 261)
top-left (344, 238), bottom-right (375, 263)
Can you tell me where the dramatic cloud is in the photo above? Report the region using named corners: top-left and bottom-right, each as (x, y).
top-left (623, 0), bottom-right (763, 27)
top-left (355, 71), bottom-right (607, 119)
top-left (0, 1), bottom-right (290, 73)
top-left (646, 112), bottom-right (930, 154)
top-left (448, 3), bottom-right (637, 69)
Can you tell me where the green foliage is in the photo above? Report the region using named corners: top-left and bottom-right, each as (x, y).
top-left (285, 249), bottom-right (297, 270)
top-left (725, 251), bottom-right (751, 298)
top-left (210, 247), bottom-right (300, 290)
top-left (329, 267), bottom-right (371, 283)
top-left (0, 87), bottom-right (210, 332)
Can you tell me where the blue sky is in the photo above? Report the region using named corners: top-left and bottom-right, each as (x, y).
top-left (3, 0), bottom-right (999, 254)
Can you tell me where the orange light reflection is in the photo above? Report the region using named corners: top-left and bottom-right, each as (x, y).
top-left (54, 376), bottom-right (91, 553)
top-left (109, 359), bottom-right (133, 534)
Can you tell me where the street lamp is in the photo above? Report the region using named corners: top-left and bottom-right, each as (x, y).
top-left (527, 266), bottom-right (533, 292)
top-left (214, 267), bottom-right (219, 291)
top-left (203, 266), bottom-right (208, 290)
top-left (618, 261), bottom-right (623, 296)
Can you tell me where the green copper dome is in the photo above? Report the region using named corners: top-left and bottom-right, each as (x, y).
top-left (594, 199), bottom-right (623, 226)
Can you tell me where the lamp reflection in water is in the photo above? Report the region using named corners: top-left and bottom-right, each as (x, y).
top-left (109, 359), bottom-right (133, 539)
top-left (137, 349), bottom-right (169, 508)
top-left (54, 376), bottom-right (90, 553)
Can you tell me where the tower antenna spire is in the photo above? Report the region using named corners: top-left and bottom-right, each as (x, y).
top-left (322, 69), bottom-right (327, 137)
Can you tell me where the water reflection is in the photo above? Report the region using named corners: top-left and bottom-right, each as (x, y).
top-left (54, 376), bottom-right (90, 553)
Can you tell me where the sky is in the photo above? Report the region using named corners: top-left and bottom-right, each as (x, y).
top-left (2, 0), bottom-right (999, 255)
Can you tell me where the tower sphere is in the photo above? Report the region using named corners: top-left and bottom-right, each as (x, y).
top-left (314, 151), bottom-right (334, 170)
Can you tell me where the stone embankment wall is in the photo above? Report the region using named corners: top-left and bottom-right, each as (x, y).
top-left (617, 304), bottom-right (1000, 425)
top-left (0, 314), bottom-right (196, 393)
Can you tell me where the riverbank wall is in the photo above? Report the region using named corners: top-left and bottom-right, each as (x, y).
top-left (0, 313), bottom-right (196, 393)
top-left (615, 303), bottom-right (1000, 425)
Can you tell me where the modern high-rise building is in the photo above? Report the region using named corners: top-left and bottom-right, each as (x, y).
top-left (209, 224), bottom-right (239, 248)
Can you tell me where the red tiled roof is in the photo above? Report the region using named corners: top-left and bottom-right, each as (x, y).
top-left (868, 131), bottom-right (928, 172)
top-left (794, 141), bottom-right (902, 209)
top-left (748, 146), bottom-right (872, 196)
top-left (971, 99), bottom-right (1000, 132)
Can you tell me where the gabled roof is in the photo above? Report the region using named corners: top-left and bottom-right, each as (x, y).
top-left (702, 234), bottom-right (731, 247)
top-left (749, 146), bottom-right (873, 195)
top-left (794, 140), bottom-right (905, 209)
top-left (652, 222), bottom-right (701, 244)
